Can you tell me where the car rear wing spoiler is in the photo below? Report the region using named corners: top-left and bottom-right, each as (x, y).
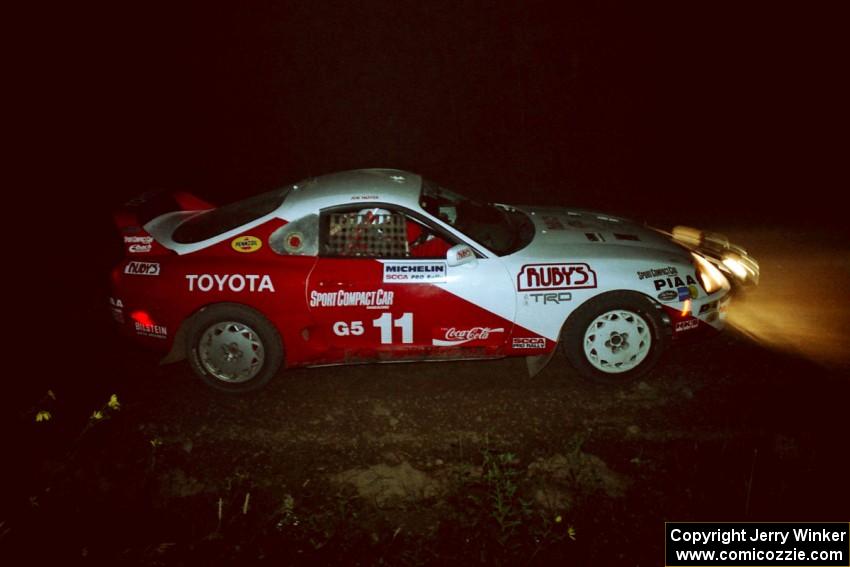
top-left (113, 191), bottom-right (214, 255)
top-left (663, 225), bottom-right (760, 287)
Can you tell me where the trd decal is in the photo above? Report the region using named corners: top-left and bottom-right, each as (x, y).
top-left (309, 289), bottom-right (394, 308)
top-left (525, 292), bottom-right (572, 305)
top-left (517, 263), bottom-right (597, 291)
top-left (512, 337), bottom-right (546, 349)
top-left (125, 261), bottom-right (160, 276)
top-left (382, 262), bottom-right (447, 283)
top-left (231, 235), bottom-right (262, 253)
top-left (185, 274), bottom-right (275, 292)
top-left (432, 327), bottom-right (505, 347)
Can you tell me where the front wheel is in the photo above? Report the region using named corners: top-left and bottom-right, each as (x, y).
top-left (187, 303), bottom-right (284, 393)
top-left (561, 292), bottom-right (667, 384)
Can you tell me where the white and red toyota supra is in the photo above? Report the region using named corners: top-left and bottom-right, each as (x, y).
top-left (110, 169), bottom-right (759, 392)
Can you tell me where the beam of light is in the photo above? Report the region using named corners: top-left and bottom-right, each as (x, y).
top-left (720, 227), bottom-right (850, 370)
top-left (130, 310), bottom-right (154, 327)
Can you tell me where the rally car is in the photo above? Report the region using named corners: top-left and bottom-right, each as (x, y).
top-left (110, 169), bottom-right (759, 392)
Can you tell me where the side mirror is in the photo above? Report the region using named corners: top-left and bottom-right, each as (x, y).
top-left (446, 244), bottom-right (477, 267)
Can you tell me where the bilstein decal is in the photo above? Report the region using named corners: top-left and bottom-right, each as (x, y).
top-left (382, 261), bottom-right (447, 283)
top-left (517, 263), bottom-right (597, 291)
top-left (185, 274), bottom-right (275, 292)
top-left (135, 321), bottom-right (167, 338)
top-left (231, 236), bottom-right (262, 253)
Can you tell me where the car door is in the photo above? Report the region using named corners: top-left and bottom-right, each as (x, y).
top-left (306, 204), bottom-right (515, 363)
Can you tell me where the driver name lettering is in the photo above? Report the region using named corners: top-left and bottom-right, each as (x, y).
top-left (383, 262), bottom-right (447, 283)
top-left (310, 289), bottom-right (394, 308)
top-left (517, 263), bottom-right (597, 291)
top-left (185, 274), bottom-right (275, 293)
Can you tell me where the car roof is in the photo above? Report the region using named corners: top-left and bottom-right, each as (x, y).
top-left (280, 169), bottom-right (423, 217)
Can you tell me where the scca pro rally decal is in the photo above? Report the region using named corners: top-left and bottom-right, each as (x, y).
top-left (382, 261), bottom-right (447, 283)
top-left (432, 327), bottom-right (504, 346)
top-left (512, 337), bottom-right (546, 349)
top-left (517, 263), bottom-right (597, 291)
top-left (185, 274), bottom-right (275, 292)
top-left (125, 261), bottom-right (160, 276)
top-left (231, 235), bottom-right (262, 253)
top-left (310, 289), bottom-right (394, 309)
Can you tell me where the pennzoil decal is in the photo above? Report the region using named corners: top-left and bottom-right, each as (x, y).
top-left (382, 261), bottom-right (447, 283)
top-left (124, 261), bottom-right (160, 276)
top-left (231, 235), bottom-right (262, 253)
top-left (517, 263), bottom-right (597, 291)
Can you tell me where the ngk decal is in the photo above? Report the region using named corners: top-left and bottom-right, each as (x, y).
top-left (134, 321), bottom-right (167, 339)
top-left (512, 337), bottom-right (546, 349)
top-left (310, 289), bottom-right (394, 308)
top-left (124, 261), bottom-right (160, 276)
top-left (516, 263), bottom-right (597, 291)
top-left (382, 261), bottom-right (447, 283)
top-left (185, 274), bottom-right (275, 292)
top-left (432, 326), bottom-right (504, 347)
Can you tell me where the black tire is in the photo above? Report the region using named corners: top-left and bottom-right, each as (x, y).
top-left (187, 303), bottom-right (284, 393)
top-left (561, 291), bottom-right (667, 384)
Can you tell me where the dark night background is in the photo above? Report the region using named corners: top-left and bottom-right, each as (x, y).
top-left (7, 2), bottom-right (849, 564)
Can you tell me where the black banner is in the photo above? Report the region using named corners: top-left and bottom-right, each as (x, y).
top-left (666, 523), bottom-right (849, 566)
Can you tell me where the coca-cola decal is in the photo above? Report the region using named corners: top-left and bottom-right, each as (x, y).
top-left (516, 263), bottom-right (597, 291)
top-left (432, 326), bottom-right (505, 347)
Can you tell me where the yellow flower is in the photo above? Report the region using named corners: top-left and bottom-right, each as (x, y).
top-left (47, 390), bottom-right (56, 400)
top-left (150, 438), bottom-right (163, 448)
top-left (555, 515), bottom-right (562, 523)
top-left (35, 410), bottom-right (52, 422)
top-left (568, 526), bottom-right (576, 541)
top-left (107, 394), bottom-right (120, 410)
top-left (91, 410), bottom-right (104, 421)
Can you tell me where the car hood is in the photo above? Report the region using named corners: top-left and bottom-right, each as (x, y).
top-left (511, 206), bottom-right (690, 262)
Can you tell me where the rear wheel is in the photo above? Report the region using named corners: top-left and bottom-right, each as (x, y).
top-left (561, 292), bottom-right (666, 383)
top-left (187, 303), bottom-right (284, 393)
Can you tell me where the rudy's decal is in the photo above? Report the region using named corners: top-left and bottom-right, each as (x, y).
top-left (657, 289), bottom-right (678, 302)
top-left (525, 292), bottom-right (572, 305)
top-left (185, 274), bottom-right (275, 292)
top-left (134, 321), bottom-right (167, 338)
top-left (675, 319), bottom-right (700, 333)
top-left (653, 274), bottom-right (697, 291)
top-left (637, 266), bottom-right (678, 280)
top-left (512, 337), bottom-right (546, 349)
top-left (517, 263), bottom-right (597, 291)
top-left (432, 327), bottom-right (504, 347)
top-left (309, 289), bottom-right (394, 308)
top-left (382, 261), bottom-right (447, 283)
top-left (124, 261), bottom-right (160, 276)
top-left (231, 236), bottom-right (262, 253)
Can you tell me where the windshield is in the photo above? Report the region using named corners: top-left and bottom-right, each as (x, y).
top-left (418, 180), bottom-right (533, 255)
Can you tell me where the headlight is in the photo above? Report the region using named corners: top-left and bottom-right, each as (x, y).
top-left (692, 253), bottom-right (728, 294)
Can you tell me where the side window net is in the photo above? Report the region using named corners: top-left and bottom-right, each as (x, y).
top-left (325, 211), bottom-right (409, 258)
